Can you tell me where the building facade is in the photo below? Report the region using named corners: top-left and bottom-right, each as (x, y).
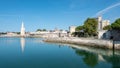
top-left (102, 20), bottom-right (110, 29)
top-left (97, 16), bottom-right (110, 30)
top-left (97, 16), bottom-right (110, 39)
top-left (69, 26), bottom-right (76, 34)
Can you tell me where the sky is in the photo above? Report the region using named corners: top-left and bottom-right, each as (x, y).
top-left (0, 0), bottom-right (120, 32)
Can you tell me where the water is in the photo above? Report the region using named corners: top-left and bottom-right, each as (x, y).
top-left (0, 38), bottom-right (120, 68)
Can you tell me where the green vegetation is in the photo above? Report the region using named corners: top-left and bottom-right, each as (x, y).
top-left (103, 25), bottom-right (111, 30)
top-left (75, 18), bottom-right (98, 37)
top-left (0, 32), bottom-right (7, 35)
top-left (75, 17), bottom-right (120, 37)
top-left (36, 29), bottom-right (47, 32)
top-left (75, 26), bottom-right (83, 31)
top-left (83, 18), bottom-right (98, 36)
top-left (111, 18), bottom-right (120, 30)
top-left (36, 29), bottom-right (42, 31)
top-left (102, 18), bottom-right (120, 30)
top-left (43, 29), bottom-right (47, 31)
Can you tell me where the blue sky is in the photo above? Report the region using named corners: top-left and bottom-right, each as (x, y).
top-left (0, 0), bottom-right (120, 32)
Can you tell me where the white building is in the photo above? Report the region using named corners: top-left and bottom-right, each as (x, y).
top-left (97, 16), bottom-right (110, 30)
top-left (69, 26), bottom-right (76, 34)
top-left (6, 32), bottom-right (18, 37)
top-left (97, 16), bottom-right (110, 39)
top-left (102, 20), bottom-right (110, 29)
top-left (30, 29), bottom-right (68, 38)
top-left (97, 16), bottom-right (102, 30)
top-left (20, 22), bottom-right (25, 37)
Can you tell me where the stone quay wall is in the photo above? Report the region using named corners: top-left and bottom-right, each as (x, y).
top-left (44, 37), bottom-right (120, 50)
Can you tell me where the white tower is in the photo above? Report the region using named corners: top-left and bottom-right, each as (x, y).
top-left (69, 26), bottom-right (76, 34)
top-left (97, 16), bottom-right (102, 31)
top-left (20, 22), bottom-right (25, 37)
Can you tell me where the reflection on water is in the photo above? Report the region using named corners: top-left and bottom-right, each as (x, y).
top-left (103, 52), bottom-right (120, 68)
top-left (20, 38), bottom-right (25, 53)
top-left (70, 45), bottom-right (120, 68)
top-left (75, 49), bottom-right (98, 67)
top-left (0, 38), bottom-right (120, 68)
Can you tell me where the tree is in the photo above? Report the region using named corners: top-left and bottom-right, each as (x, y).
top-left (36, 29), bottom-right (42, 32)
top-left (36, 29), bottom-right (47, 32)
top-left (43, 29), bottom-right (47, 31)
top-left (103, 25), bottom-right (111, 30)
top-left (74, 18), bottom-right (98, 37)
top-left (75, 26), bottom-right (83, 31)
top-left (111, 18), bottom-right (120, 30)
top-left (83, 18), bottom-right (98, 36)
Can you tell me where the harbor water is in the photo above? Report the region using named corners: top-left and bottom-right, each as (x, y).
top-left (0, 38), bottom-right (120, 68)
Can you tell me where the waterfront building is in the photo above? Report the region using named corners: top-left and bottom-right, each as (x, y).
top-left (97, 16), bottom-right (102, 31)
top-left (30, 29), bottom-right (68, 38)
top-left (54, 27), bottom-right (59, 33)
top-left (20, 22), bottom-right (25, 37)
top-left (102, 20), bottom-right (110, 29)
top-left (97, 16), bottom-right (110, 39)
top-left (6, 32), bottom-right (18, 37)
top-left (97, 16), bottom-right (110, 30)
top-left (69, 26), bottom-right (76, 34)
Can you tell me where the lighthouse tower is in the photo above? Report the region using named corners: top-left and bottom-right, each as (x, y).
top-left (20, 22), bottom-right (25, 37)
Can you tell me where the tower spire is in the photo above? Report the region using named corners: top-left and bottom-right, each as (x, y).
top-left (20, 21), bottom-right (25, 37)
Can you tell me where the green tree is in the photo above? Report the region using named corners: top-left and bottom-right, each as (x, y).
top-left (43, 29), bottom-right (47, 31)
top-left (111, 18), bottom-right (120, 30)
top-left (83, 18), bottom-right (98, 36)
top-left (103, 25), bottom-right (111, 30)
top-left (75, 26), bottom-right (83, 31)
top-left (74, 18), bottom-right (98, 37)
top-left (36, 29), bottom-right (42, 32)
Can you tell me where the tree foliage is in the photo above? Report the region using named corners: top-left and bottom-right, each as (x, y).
top-left (75, 18), bottom-right (98, 37)
top-left (111, 18), bottom-right (120, 30)
top-left (36, 29), bottom-right (47, 32)
top-left (43, 29), bottom-right (47, 31)
top-left (103, 25), bottom-right (111, 30)
top-left (75, 26), bottom-right (83, 31)
top-left (36, 29), bottom-right (42, 31)
top-left (75, 18), bottom-right (120, 37)
top-left (83, 18), bottom-right (98, 36)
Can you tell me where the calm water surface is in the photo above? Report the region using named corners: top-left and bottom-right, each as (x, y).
top-left (0, 38), bottom-right (120, 68)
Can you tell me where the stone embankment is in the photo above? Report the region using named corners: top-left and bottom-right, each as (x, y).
top-left (44, 37), bottom-right (120, 50)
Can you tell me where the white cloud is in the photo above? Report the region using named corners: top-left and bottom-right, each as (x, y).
top-left (96, 2), bottom-right (120, 16)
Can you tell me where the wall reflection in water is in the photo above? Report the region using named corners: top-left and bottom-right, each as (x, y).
top-left (20, 38), bottom-right (25, 53)
top-left (70, 45), bottom-right (120, 68)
